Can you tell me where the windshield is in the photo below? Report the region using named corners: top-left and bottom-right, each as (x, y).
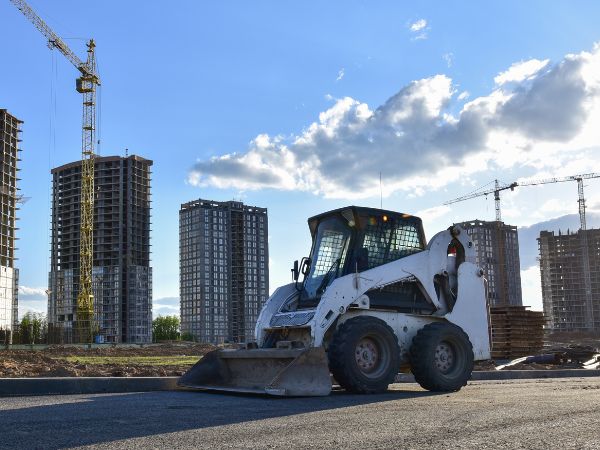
top-left (302, 216), bottom-right (351, 300)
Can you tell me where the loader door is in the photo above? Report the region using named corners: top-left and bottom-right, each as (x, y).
top-left (299, 216), bottom-right (352, 307)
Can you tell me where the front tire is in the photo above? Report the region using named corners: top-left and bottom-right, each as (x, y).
top-left (328, 316), bottom-right (400, 394)
top-left (409, 322), bottom-right (474, 392)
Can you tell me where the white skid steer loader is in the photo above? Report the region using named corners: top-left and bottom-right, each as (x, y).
top-left (179, 206), bottom-right (490, 396)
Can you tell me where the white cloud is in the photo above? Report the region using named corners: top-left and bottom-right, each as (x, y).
top-left (189, 44), bottom-right (600, 200)
top-left (521, 265), bottom-right (543, 311)
top-left (19, 286), bottom-right (47, 297)
top-left (443, 52), bottom-right (454, 68)
top-left (153, 297), bottom-right (179, 319)
top-left (409, 19), bottom-right (427, 32)
top-left (18, 300), bottom-right (46, 319)
top-left (416, 205), bottom-right (450, 226)
top-left (457, 91), bottom-right (470, 101)
top-left (408, 19), bottom-right (429, 40)
top-left (494, 58), bottom-right (550, 85)
top-left (336, 68), bottom-right (345, 82)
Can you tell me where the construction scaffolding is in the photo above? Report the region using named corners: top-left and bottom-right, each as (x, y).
top-left (48, 155), bottom-right (153, 343)
top-left (538, 229), bottom-right (600, 332)
top-left (0, 110), bottom-right (21, 344)
top-left (230, 207), bottom-right (245, 343)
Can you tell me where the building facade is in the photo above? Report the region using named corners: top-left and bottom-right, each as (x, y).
top-left (456, 220), bottom-right (523, 307)
top-left (0, 110), bottom-right (21, 342)
top-left (48, 155), bottom-right (152, 343)
top-left (180, 199), bottom-right (268, 344)
top-left (538, 229), bottom-right (600, 332)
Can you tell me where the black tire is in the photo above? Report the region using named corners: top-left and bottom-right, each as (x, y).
top-left (328, 316), bottom-right (400, 394)
top-left (409, 322), bottom-right (474, 392)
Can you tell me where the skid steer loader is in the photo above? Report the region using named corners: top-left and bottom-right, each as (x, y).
top-left (179, 206), bottom-right (490, 396)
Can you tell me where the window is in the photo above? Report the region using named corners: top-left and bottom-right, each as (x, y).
top-left (303, 216), bottom-right (351, 299)
top-left (361, 217), bottom-right (423, 269)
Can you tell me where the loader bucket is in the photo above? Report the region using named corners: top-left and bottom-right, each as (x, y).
top-left (178, 347), bottom-right (332, 396)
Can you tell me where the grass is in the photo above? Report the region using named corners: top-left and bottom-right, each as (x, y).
top-left (60, 356), bottom-right (201, 366)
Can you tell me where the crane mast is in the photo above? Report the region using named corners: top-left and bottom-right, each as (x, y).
top-left (514, 172), bottom-right (599, 330)
top-left (445, 172), bottom-right (599, 328)
top-left (10, 0), bottom-right (100, 342)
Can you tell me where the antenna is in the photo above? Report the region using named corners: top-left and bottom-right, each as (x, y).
top-left (379, 172), bottom-right (382, 209)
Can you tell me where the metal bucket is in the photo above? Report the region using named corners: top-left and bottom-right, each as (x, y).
top-left (178, 347), bottom-right (332, 396)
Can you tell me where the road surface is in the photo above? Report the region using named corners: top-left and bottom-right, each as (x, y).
top-left (0, 378), bottom-right (599, 449)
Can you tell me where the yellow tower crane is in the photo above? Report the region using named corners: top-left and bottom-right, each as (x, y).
top-left (10, 0), bottom-right (100, 343)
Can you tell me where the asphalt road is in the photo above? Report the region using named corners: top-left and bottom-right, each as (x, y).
top-left (1, 378), bottom-right (599, 449)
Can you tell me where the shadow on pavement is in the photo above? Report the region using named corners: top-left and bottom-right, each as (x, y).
top-left (0, 387), bottom-right (440, 449)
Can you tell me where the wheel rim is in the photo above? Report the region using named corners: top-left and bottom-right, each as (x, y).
top-left (434, 340), bottom-right (456, 374)
top-left (354, 336), bottom-right (389, 378)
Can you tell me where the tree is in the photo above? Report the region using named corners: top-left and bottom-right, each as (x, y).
top-left (180, 332), bottom-right (195, 342)
top-left (152, 315), bottom-right (180, 342)
top-left (18, 312), bottom-right (47, 344)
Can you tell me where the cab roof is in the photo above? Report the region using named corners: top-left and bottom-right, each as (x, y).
top-left (307, 205), bottom-right (424, 236)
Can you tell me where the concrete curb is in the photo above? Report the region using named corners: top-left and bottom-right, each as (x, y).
top-left (396, 369), bottom-right (600, 383)
top-left (0, 377), bottom-right (179, 397)
top-left (1, 370), bottom-right (599, 397)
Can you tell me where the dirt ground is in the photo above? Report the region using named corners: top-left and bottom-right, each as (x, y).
top-left (0, 342), bottom-right (217, 378)
top-left (1, 332), bottom-right (598, 377)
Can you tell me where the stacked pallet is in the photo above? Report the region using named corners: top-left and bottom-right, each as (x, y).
top-left (490, 306), bottom-right (546, 359)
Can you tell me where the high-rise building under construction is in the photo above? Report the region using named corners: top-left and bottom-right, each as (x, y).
top-left (538, 229), bottom-right (600, 331)
top-left (180, 199), bottom-right (268, 344)
top-left (48, 155), bottom-right (152, 343)
top-left (455, 220), bottom-right (523, 307)
top-left (0, 110), bottom-right (21, 342)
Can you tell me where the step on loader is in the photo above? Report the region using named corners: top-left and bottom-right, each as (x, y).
top-left (179, 206), bottom-right (491, 396)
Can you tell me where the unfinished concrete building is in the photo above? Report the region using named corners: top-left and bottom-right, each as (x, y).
top-left (180, 199), bottom-right (268, 344)
top-left (538, 229), bottom-right (600, 332)
top-left (456, 220), bottom-right (523, 307)
top-left (48, 155), bottom-right (152, 343)
top-left (0, 110), bottom-right (21, 342)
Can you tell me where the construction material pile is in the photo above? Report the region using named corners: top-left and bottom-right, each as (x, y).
top-left (494, 345), bottom-right (600, 370)
top-left (545, 345), bottom-right (600, 369)
top-left (490, 306), bottom-right (546, 359)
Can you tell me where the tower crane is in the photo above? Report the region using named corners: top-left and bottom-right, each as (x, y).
top-left (514, 172), bottom-right (599, 330)
top-left (514, 172), bottom-right (600, 231)
top-left (10, 0), bottom-right (100, 343)
top-left (443, 179), bottom-right (520, 305)
top-left (444, 173), bottom-right (600, 230)
top-left (443, 179), bottom-right (518, 222)
top-left (445, 172), bottom-right (599, 326)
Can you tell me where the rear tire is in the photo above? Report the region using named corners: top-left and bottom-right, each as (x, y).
top-left (409, 322), bottom-right (473, 392)
top-left (328, 316), bottom-right (400, 394)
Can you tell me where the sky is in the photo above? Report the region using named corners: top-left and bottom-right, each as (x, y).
top-left (1, 1), bottom-right (600, 317)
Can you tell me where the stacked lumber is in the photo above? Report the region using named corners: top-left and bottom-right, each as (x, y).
top-left (490, 306), bottom-right (546, 359)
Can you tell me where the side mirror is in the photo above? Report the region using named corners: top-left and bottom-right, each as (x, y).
top-left (291, 260), bottom-right (299, 281)
top-left (300, 257), bottom-right (311, 276)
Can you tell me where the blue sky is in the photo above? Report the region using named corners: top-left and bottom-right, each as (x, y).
top-left (1, 1), bottom-right (600, 316)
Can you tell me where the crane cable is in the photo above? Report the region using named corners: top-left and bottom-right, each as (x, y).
top-left (46, 50), bottom-right (58, 291)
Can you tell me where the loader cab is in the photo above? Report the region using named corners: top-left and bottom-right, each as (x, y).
top-left (297, 206), bottom-right (426, 308)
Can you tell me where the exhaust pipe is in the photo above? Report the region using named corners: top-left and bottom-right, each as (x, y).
top-left (178, 347), bottom-right (332, 397)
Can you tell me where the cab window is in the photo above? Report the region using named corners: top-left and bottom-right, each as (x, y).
top-left (360, 216), bottom-right (423, 270)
